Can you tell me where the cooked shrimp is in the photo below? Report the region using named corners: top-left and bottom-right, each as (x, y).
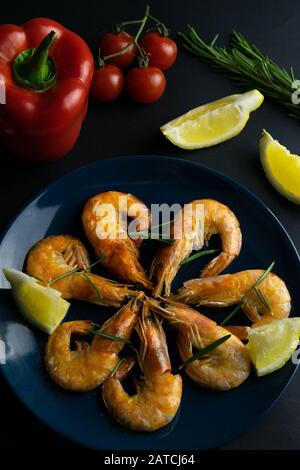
top-left (172, 270), bottom-right (291, 322)
top-left (25, 235), bottom-right (139, 308)
top-left (82, 191), bottom-right (152, 290)
top-left (150, 199), bottom-right (242, 297)
top-left (147, 298), bottom-right (250, 390)
top-left (45, 294), bottom-right (143, 391)
top-left (102, 303), bottom-right (182, 431)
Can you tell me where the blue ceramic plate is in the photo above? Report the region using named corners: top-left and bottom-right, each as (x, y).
top-left (0, 156), bottom-right (299, 450)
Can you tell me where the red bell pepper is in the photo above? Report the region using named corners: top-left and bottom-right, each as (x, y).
top-left (0, 18), bottom-right (93, 161)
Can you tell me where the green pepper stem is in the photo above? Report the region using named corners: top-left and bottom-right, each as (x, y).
top-left (32, 31), bottom-right (55, 80)
top-left (13, 30), bottom-right (57, 91)
top-left (22, 31), bottom-right (56, 85)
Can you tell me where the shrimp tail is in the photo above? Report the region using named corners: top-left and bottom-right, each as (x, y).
top-left (242, 303), bottom-right (262, 322)
top-left (200, 252), bottom-right (235, 278)
top-left (223, 326), bottom-right (250, 341)
top-left (150, 268), bottom-right (169, 297)
top-left (225, 315), bottom-right (277, 341)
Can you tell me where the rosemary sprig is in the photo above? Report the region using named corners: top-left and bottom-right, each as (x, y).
top-left (245, 261), bottom-right (275, 292)
top-left (48, 266), bottom-right (80, 286)
top-left (111, 357), bottom-right (125, 376)
top-left (79, 272), bottom-right (103, 301)
top-left (221, 261), bottom-right (275, 325)
top-left (179, 334), bottom-right (231, 369)
top-left (149, 234), bottom-right (174, 244)
top-left (89, 330), bottom-right (131, 344)
top-left (90, 250), bottom-right (106, 266)
top-left (27, 273), bottom-right (47, 284)
top-left (47, 254), bottom-right (105, 287)
top-left (129, 234), bottom-right (173, 245)
top-left (180, 248), bottom-right (219, 265)
top-left (129, 220), bottom-right (175, 245)
top-left (146, 219), bottom-right (175, 233)
top-left (179, 26), bottom-right (300, 118)
top-left (220, 303), bottom-right (243, 326)
top-left (253, 287), bottom-right (271, 312)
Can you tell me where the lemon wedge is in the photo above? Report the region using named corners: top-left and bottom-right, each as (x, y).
top-left (246, 318), bottom-right (300, 376)
top-left (161, 89), bottom-right (264, 149)
top-left (260, 130), bottom-right (300, 204)
top-left (3, 268), bottom-right (70, 334)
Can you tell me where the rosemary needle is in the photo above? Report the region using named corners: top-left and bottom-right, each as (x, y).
top-left (179, 334), bottom-right (231, 369)
top-left (180, 248), bottom-right (219, 265)
top-left (80, 272), bottom-right (103, 301)
top-left (246, 261), bottom-right (275, 292)
top-left (221, 261), bottom-right (275, 325)
top-left (221, 303), bottom-right (243, 326)
top-left (43, 256), bottom-right (105, 300)
top-left (111, 357), bottom-right (125, 376)
top-left (89, 330), bottom-right (131, 344)
top-left (28, 273), bottom-right (47, 284)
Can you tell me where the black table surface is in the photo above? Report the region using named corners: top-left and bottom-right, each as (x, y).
top-left (0, 0), bottom-right (300, 451)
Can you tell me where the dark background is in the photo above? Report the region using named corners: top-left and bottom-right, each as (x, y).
top-left (0, 0), bottom-right (300, 450)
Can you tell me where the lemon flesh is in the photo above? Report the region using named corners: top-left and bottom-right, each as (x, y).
top-left (246, 318), bottom-right (300, 377)
top-left (3, 268), bottom-right (70, 334)
top-left (260, 130), bottom-right (300, 204)
top-left (161, 89), bottom-right (264, 149)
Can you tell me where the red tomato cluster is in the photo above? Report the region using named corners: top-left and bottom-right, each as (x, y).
top-left (90, 31), bottom-right (177, 104)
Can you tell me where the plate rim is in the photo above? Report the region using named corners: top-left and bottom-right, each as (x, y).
top-left (0, 154), bottom-right (299, 450)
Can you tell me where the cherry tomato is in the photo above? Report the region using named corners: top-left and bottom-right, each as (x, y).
top-left (99, 32), bottom-right (137, 69)
top-left (126, 67), bottom-right (166, 104)
top-left (90, 64), bottom-right (124, 102)
top-left (140, 32), bottom-right (177, 70)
